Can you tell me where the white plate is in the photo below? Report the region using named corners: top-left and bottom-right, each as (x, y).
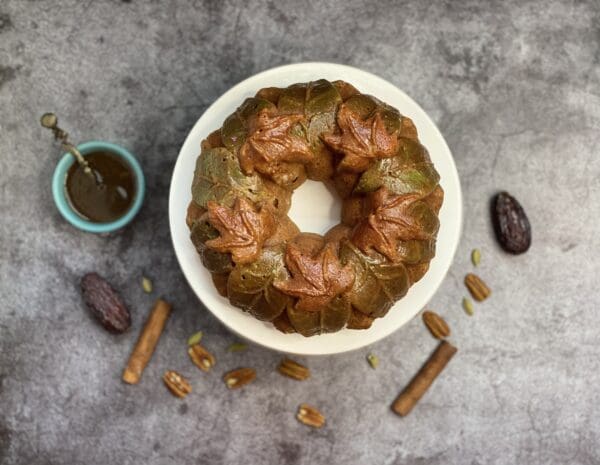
top-left (169, 63), bottom-right (462, 355)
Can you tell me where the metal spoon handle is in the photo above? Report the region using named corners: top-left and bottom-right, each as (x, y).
top-left (41, 112), bottom-right (93, 177)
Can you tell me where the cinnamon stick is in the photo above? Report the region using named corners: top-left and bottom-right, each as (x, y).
top-left (122, 298), bottom-right (172, 384)
top-left (392, 340), bottom-right (457, 416)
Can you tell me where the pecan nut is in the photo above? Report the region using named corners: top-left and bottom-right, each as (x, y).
top-left (223, 368), bottom-right (256, 389)
top-left (277, 358), bottom-right (310, 381)
top-left (163, 370), bottom-right (192, 398)
top-left (422, 311), bottom-right (450, 339)
top-left (465, 273), bottom-right (491, 301)
top-left (296, 404), bottom-right (325, 428)
top-left (188, 344), bottom-right (215, 372)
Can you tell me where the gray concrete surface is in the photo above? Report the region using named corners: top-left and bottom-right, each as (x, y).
top-left (1, 1), bottom-right (600, 464)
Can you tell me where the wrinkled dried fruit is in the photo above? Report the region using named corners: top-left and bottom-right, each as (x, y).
top-left (141, 276), bottom-right (153, 293)
top-left (228, 342), bottom-right (248, 352)
top-left (492, 192), bottom-right (531, 254)
top-left (188, 344), bottom-right (215, 372)
top-left (296, 404), bottom-right (325, 428)
top-left (80, 273), bottom-right (131, 333)
top-left (187, 331), bottom-right (203, 346)
top-left (278, 358), bottom-right (310, 380)
top-left (465, 273), bottom-right (491, 301)
top-left (367, 353), bottom-right (379, 369)
top-left (224, 368), bottom-right (256, 389)
top-left (163, 370), bottom-right (192, 398)
top-left (422, 311), bottom-right (450, 339)
top-left (471, 249), bottom-right (481, 267)
top-left (462, 297), bottom-right (474, 316)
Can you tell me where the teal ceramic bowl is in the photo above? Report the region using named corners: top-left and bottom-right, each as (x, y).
top-left (52, 141), bottom-right (145, 233)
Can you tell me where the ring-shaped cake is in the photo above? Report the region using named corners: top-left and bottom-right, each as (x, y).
top-left (187, 79), bottom-right (443, 337)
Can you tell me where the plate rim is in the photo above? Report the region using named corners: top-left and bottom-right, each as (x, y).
top-left (169, 62), bottom-right (463, 355)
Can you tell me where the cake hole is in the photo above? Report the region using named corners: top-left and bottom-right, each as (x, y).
top-left (287, 179), bottom-right (340, 234)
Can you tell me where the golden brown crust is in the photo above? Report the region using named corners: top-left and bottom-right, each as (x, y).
top-left (399, 116), bottom-right (419, 140)
top-left (272, 308), bottom-right (296, 334)
top-left (239, 111), bottom-right (313, 179)
top-left (201, 130), bottom-right (223, 150)
top-left (406, 263), bottom-right (430, 284)
top-left (205, 197), bottom-right (275, 264)
top-left (264, 214), bottom-right (301, 248)
top-left (352, 188), bottom-right (426, 261)
top-left (341, 195), bottom-right (367, 226)
top-left (333, 80), bottom-right (360, 101)
top-left (323, 224), bottom-right (352, 245)
top-left (211, 273), bottom-right (229, 297)
top-left (424, 185), bottom-right (444, 214)
top-left (186, 201), bottom-right (206, 229)
top-left (333, 171), bottom-right (360, 199)
top-left (346, 309), bottom-right (375, 330)
top-left (274, 241), bottom-right (354, 312)
top-left (322, 103), bottom-right (399, 172)
top-left (305, 147), bottom-right (335, 181)
top-left (291, 232), bottom-right (325, 254)
top-left (255, 87), bottom-right (283, 104)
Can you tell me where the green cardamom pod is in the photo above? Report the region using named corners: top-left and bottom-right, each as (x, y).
top-left (141, 276), bottom-right (153, 293)
top-left (471, 249), bottom-right (481, 267)
top-left (367, 353), bottom-right (379, 369)
top-left (187, 331), bottom-right (203, 346)
top-left (462, 298), bottom-right (474, 316)
top-left (228, 342), bottom-right (248, 352)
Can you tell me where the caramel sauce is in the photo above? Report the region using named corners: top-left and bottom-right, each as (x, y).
top-left (65, 151), bottom-right (135, 223)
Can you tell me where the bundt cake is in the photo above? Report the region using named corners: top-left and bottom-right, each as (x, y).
top-left (187, 79), bottom-right (443, 336)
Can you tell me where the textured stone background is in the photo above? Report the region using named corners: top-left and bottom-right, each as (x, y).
top-left (1, 1), bottom-right (600, 464)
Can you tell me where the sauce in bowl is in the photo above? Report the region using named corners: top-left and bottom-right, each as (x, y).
top-left (65, 150), bottom-right (135, 223)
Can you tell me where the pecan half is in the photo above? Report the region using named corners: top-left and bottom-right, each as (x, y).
top-left (223, 368), bottom-right (256, 389)
top-left (465, 273), bottom-right (491, 301)
top-left (188, 344), bottom-right (216, 372)
top-left (163, 370), bottom-right (192, 398)
top-left (277, 358), bottom-right (310, 381)
top-left (296, 404), bottom-right (325, 428)
top-left (422, 311), bottom-right (450, 339)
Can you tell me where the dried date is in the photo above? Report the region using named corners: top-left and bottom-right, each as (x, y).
top-left (80, 273), bottom-right (131, 333)
top-left (492, 192), bottom-right (531, 254)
